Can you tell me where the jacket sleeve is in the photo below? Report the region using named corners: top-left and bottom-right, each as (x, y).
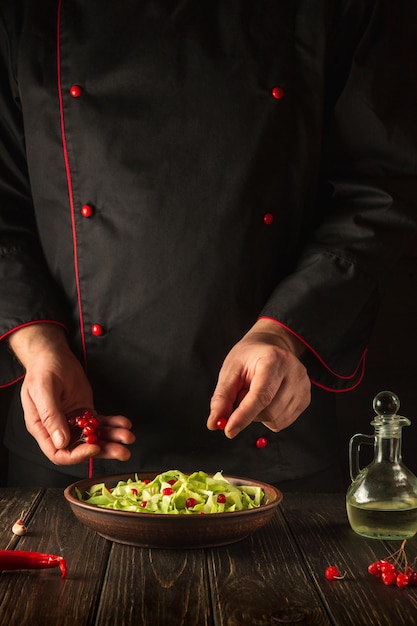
top-left (260, 1), bottom-right (417, 391)
top-left (0, 11), bottom-right (68, 387)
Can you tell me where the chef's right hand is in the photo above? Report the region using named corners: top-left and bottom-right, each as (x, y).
top-left (7, 323), bottom-right (135, 465)
top-left (207, 318), bottom-right (311, 438)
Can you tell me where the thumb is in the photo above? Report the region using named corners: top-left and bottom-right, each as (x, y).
top-left (50, 422), bottom-right (68, 449)
top-left (23, 387), bottom-right (70, 450)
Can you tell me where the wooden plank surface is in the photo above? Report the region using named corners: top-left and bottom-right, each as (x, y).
top-left (0, 489), bottom-right (111, 626)
top-left (96, 544), bottom-right (212, 626)
top-left (207, 505), bottom-right (332, 626)
top-left (281, 493), bottom-right (417, 626)
top-left (0, 487), bottom-right (42, 549)
top-left (2, 489), bottom-right (416, 626)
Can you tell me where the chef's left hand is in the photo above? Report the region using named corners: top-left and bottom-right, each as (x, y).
top-left (207, 318), bottom-right (311, 438)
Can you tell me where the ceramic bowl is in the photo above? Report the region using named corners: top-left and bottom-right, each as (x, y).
top-left (64, 472), bottom-right (283, 548)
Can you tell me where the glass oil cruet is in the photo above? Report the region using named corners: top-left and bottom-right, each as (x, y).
top-left (346, 390), bottom-right (417, 540)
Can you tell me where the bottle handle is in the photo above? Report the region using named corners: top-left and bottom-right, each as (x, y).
top-left (349, 433), bottom-right (375, 481)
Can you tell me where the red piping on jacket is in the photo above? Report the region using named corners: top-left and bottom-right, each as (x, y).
top-left (258, 316), bottom-right (367, 392)
top-left (0, 377), bottom-right (24, 389)
top-left (56, 0), bottom-right (87, 370)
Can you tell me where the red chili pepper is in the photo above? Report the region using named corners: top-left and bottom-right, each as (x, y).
top-left (0, 549), bottom-right (67, 578)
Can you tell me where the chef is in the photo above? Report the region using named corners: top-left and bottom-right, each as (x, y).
top-left (0, 0), bottom-right (416, 489)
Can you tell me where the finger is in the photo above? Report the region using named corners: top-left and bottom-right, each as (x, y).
top-left (207, 390), bottom-right (234, 431)
top-left (253, 403), bottom-right (297, 432)
top-left (96, 441), bottom-right (132, 462)
top-left (52, 433), bottom-right (134, 465)
top-left (22, 380), bottom-right (71, 450)
top-left (22, 394), bottom-right (70, 455)
top-left (98, 415), bottom-right (133, 430)
top-left (52, 432), bottom-right (134, 464)
top-left (98, 425), bottom-right (136, 445)
top-left (253, 378), bottom-right (311, 431)
top-left (52, 443), bottom-right (100, 465)
top-left (207, 369), bottom-right (243, 431)
top-left (224, 368), bottom-right (282, 438)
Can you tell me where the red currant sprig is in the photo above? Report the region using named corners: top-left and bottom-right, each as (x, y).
top-left (367, 540), bottom-right (417, 589)
top-left (67, 409), bottom-right (101, 449)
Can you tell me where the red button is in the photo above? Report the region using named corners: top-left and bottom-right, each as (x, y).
top-left (256, 437), bottom-right (268, 449)
top-left (81, 204), bottom-right (94, 218)
top-left (91, 324), bottom-right (105, 337)
top-left (70, 84), bottom-right (83, 98)
top-left (263, 213), bottom-right (274, 225)
top-left (271, 86), bottom-right (284, 100)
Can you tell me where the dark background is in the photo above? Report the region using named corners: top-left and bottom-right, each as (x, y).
top-left (1, 244), bottom-right (416, 488)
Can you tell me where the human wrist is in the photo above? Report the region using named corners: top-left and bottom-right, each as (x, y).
top-left (251, 318), bottom-right (306, 358)
top-left (8, 323), bottom-right (69, 368)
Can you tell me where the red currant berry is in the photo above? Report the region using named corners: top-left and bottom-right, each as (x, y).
top-left (217, 493), bottom-right (227, 504)
top-left (167, 479), bottom-right (176, 485)
top-left (256, 437), bottom-right (268, 449)
top-left (82, 409), bottom-right (94, 420)
top-left (271, 86), bottom-right (284, 100)
top-left (88, 416), bottom-right (100, 428)
top-left (368, 562), bottom-right (381, 576)
top-left (84, 435), bottom-right (98, 445)
top-left (325, 566), bottom-right (342, 581)
top-left (186, 498), bottom-right (197, 508)
top-left (67, 416), bottom-right (77, 427)
top-left (396, 573), bottom-right (410, 588)
top-left (76, 417), bottom-right (89, 428)
top-left (162, 487), bottom-right (174, 496)
top-left (409, 571), bottom-right (417, 586)
top-left (380, 561), bottom-right (396, 575)
top-left (140, 501), bottom-right (147, 508)
top-left (131, 489), bottom-right (138, 496)
top-left (143, 480), bottom-right (150, 484)
top-left (382, 571), bottom-right (397, 586)
top-left (216, 418), bottom-right (227, 430)
top-left (82, 424), bottom-right (96, 436)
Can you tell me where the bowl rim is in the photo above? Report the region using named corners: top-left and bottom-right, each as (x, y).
top-left (64, 471), bottom-right (283, 520)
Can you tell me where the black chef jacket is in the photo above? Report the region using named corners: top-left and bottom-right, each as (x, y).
top-left (1, 1), bottom-right (416, 484)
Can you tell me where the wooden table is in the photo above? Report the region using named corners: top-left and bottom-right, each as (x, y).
top-left (0, 488), bottom-right (416, 626)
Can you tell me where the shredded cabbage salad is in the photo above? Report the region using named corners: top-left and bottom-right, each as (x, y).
top-left (76, 469), bottom-right (264, 514)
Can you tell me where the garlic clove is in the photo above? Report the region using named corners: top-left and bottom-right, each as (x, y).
top-left (12, 518), bottom-right (27, 536)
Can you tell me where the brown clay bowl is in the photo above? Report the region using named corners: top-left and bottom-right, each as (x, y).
top-left (64, 472), bottom-right (283, 548)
